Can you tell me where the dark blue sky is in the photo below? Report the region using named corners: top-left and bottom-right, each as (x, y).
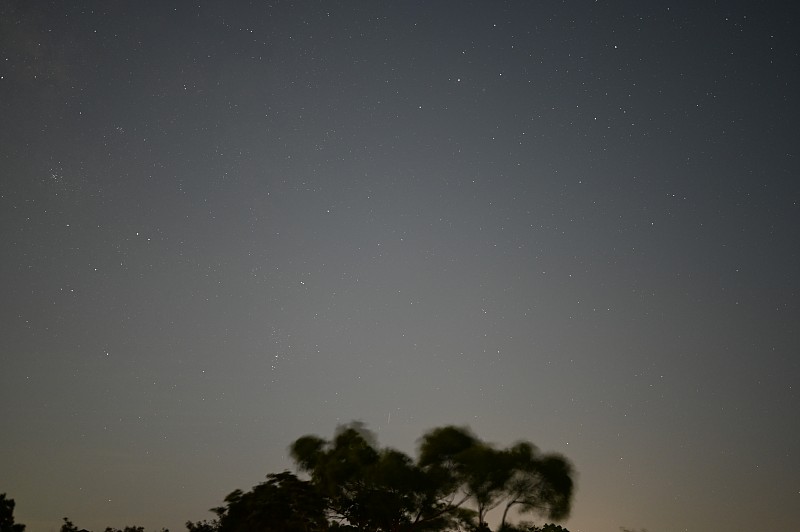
top-left (2, 2), bottom-right (799, 531)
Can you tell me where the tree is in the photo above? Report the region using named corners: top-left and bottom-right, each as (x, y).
top-left (500, 524), bottom-right (570, 532)
top-left (212, 471), bottom-right (328, 532)
top-left (0, 494), bottom-right (25, 532)
top-left (185, 520), bottom-right (219, 532)
top-left (197, 422), bottom-right (575, 531)
top-left (60, 517), bottom-right (81, 532)
top-left (497, 443), bottom-right (573, 529)
top-left (417, 427), bottom-right (573, 530)
top-left (290, 423), bottom-right (431, 531)
top-left (61, 518), bottom-right (154, 532)
top-left (287, 422), bottom-right (575, 531)
top-left (418, 428), bottom-right (511, 527)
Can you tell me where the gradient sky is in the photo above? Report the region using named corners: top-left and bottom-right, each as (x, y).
top-left (2, 1), bottom-right (799, 531)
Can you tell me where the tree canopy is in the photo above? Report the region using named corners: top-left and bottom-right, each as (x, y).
top-left (202, 422), bottom-right (575, 532)
top-left (6, 423), bottom-right (574, 532)
top-left (0, 494), bottom-right (25, 532)
top-left (61, 517), bottom-right (163, 532)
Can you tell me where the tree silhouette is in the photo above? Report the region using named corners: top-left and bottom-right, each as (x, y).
top-left (60, 517), bottom-right (156, 532)
top-left (60, 518), bottom-right (79, 532)
top-left (0, 494), bottom-right (25, 532)
top-left (185, 520), bottom-right (219, 532)
top-left (193, 422), bottom-right (575, 531)
top-left (287, 422), bottom-right (574, 531)
top-left (211, 471), bottom-right (327, 532)
top-left (417, 427), bottom-right (573, 530)
top-left (291, 422), bottom-right (476, 531)
top-left (497, 443), bottom-right (573, 529)
top-left (499, 524), bottom-right (571, 532)
top-left (60, 517), bottom-right (153, 532)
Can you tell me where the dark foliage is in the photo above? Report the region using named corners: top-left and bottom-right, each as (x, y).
top-left (0, 494), bottom-right (25, 532)
top-left (213, 471), bottom-right (328, 532)
top-left (287, 422), bottom-right (573, 531)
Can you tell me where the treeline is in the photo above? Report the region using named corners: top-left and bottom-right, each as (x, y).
top-left (60, 519), bottom-right (168, 532)
top-left (4, 423), bottom-right (575, 532)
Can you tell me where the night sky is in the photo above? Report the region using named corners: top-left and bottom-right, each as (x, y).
top-left (2, 1), bottom-right (799, 531)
